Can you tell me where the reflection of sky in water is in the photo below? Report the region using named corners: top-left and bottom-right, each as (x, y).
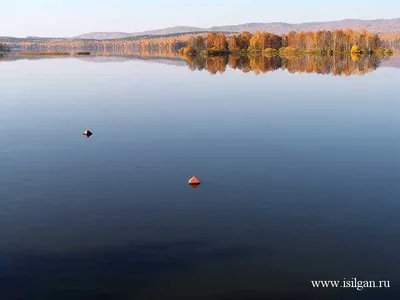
top-left (0, 58), bottom-right (400, 299)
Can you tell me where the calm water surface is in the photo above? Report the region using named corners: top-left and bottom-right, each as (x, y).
top-left (1, 56), bottom-right (400, 300)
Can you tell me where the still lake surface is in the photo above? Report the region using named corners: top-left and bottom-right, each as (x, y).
top-left (1, 55), bottom-right (400, 300)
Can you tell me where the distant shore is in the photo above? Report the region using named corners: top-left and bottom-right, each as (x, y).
top-left (7, 52), bottom-right (91, 56)
top-left (1, 29), bottom-right (397, 59)
top-left (1, 50), bottom-right (396, 60)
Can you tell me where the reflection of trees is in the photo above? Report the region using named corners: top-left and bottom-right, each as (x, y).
top-left (206, 56), bottom-right (229, 74)
top-left (185, 55), bottom-right (228, 74)
top-left (2, 43), bottom-right (382, 76)
top-left (184, 54), bottom-right (382, 76)
top-left (281, 54), bottom-right (382, 76)
top-left (228, 55), bottom-right (282, 74)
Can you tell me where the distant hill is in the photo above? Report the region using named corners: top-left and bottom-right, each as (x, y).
top-left (74, 18), bottom-right (400, 40)
top-left (74, 32), bottom-right (132, 40)
top-left (74, 26), bottom-right (206, 40)
top-left (131, 26), bottom-right (205, 36)
top-left (211, 18), bottom-right (400, 35)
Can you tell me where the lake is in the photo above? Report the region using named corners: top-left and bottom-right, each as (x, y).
top-left (1, 54), bottom-right (400, 300)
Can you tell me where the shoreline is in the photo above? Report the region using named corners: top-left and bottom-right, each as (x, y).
top-left (2, 50), bottom-right (398, 60)
top-left (182, 48), bottom-right (394, 58)
top-left (5, 52), bottom-right (91, 56)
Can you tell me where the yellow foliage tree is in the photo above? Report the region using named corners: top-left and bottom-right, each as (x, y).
top-left (351, 45), bottom-right (360, 53)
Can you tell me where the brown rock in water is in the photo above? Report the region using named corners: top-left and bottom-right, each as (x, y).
top-left (83, 130), bottom-right (93, 137)
top-left (188, 176), bottom-right (201, 185)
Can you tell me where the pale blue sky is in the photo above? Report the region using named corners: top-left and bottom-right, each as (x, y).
top-left (0, 0), bottom-right (399, 37)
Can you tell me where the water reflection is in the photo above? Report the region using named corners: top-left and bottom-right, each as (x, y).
top-left (185, 54), bottom-right (385, 76)
top-left (1, 49), bottom-right (391, 76)
top-left (0, 241), bottom-right (252, 300)
top-left (1, 51), bottom-right (399, 300)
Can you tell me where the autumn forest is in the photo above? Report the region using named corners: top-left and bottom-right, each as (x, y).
top-left (180, 29), bottom-right (393, 56)
top-left (1, 28), bottom-right (395, 57)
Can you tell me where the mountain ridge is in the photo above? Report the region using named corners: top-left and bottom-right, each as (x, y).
top-left (74, 18), bottom-right (400, 40)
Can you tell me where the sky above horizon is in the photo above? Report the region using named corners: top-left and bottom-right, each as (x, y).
top-left (0, 0), bottom-right (399, 37)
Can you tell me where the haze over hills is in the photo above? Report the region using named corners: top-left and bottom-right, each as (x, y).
top-left (74, 26), bottom-right (206, 40)
top-left (74, 18), bottom-right (400, 40)
top-left (73, 32), bottom-right (132, 40)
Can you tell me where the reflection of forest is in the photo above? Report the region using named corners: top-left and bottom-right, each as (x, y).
top-left (2, 49), bottom-right (386, 76)
top-left (185, 54), bottom-right (384, 76)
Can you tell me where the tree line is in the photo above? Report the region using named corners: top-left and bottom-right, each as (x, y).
top-left (380, 33), bottom-right (400, 50)
top-left (0, 43), bottom-right (10, 52)
top-left (181, 29), bottom-right (391, 55)
top-left (3, 33), bottom-right (207, 54)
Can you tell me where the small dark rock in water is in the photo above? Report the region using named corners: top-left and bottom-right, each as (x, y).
top-left (83, 130), bottom-right (93, 137)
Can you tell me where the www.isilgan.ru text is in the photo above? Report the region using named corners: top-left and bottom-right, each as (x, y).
top-left (311, 278), bottom-right (390, 291)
